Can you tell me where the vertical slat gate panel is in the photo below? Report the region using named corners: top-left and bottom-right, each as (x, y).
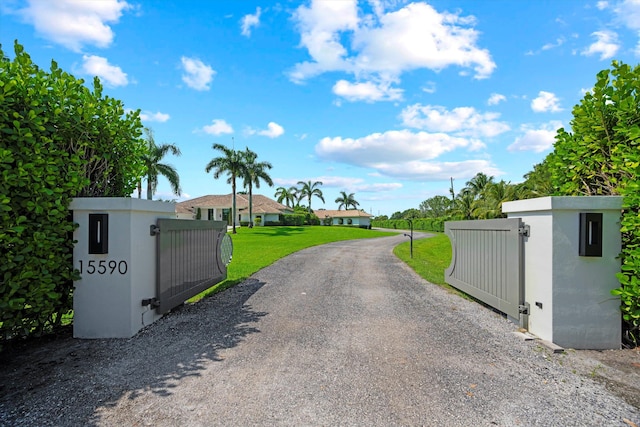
top-left (445, 218), bottom-right (523, 319)
top-left (155, 219), bottom-right (228, 314)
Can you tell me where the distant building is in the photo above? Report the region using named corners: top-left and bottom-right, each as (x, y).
top-left (176, 194), bottom-right (293, 226)
top-left (314, 209), bottom-right (373, 228)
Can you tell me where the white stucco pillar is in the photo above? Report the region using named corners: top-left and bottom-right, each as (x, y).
top-left (70, 198), bottom-right (176, 338)
top-left (502, 196), bottom-right (623, 349)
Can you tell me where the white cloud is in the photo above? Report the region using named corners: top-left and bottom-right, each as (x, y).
top-left (17, 0), bottom-right (131, 51)
top-left (581, 30), bottom-right (620, 60)
top-left (487, 93), bottom-right (506, 105)
top-left (81, 55), bottom-right (128, 86)
top-left (248, 122), bottom-right (285, 138)
top-left (541, 37), bottom-right (565, 51)
top-left (332, 79), bottom-right (403, 102)
top-left (180, 57), bottom-right (215, 91)
top-left (241, 7), bottom-right (261, 37)
top-left (140, 111), bottom-right (170, 122)
top-left (275, 176), bottom-right (403, 192)
top-left (374, 160), bottom-right (502, 181)
top-left (597, 1), bottom-right (610, 10)
top-left (290, 0), bottom-right (495, 99)
top-left (422, 81), bottom-right (437, 94)
top-left (613, 0), bottom-right (640, 30)
top-left (316, 130), bottom-right (476, 168)
top-left (203, 119), bottom-right (234, 135)
top-left (507, 121), bottom-right (563, 153)
top-left (400, 104), bottom-right (510, 138)
top-left (531, 91), bottom-right (562, 113)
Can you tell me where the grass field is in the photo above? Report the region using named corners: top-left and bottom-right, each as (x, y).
top-left (190, 226), bottom-right (398, 301)
top-left (393, 232), bottom-right (460, 293)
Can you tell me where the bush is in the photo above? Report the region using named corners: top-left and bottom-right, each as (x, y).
top-left (548, 61), bottom-right (640, 346)
top-left (283, 214), bottom-right (305, 226)
top-left (0, 42), bottom-right (146, 343)
top-left (254, 217), bottom-right (262, 225)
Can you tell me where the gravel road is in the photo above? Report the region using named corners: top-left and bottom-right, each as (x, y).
top-left (1, 232), bottom-right (639, 426)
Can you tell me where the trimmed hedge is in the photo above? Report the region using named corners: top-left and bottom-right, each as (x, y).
top-left (371, 218), bottom-right (446, 232)
top-left (0, 42), bottom-right (145, 343)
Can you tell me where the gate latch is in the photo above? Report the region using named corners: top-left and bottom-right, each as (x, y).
top-left (141, 298), bottom-right (160, 308)
top-left (150, 224), bottom-right (160, 236)
top-left (518, 225), bottom-right (530, 237)
top-left (519, 304), bottom-right (530, 315)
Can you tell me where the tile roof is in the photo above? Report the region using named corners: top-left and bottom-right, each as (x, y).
top-left (314, 209), bottom-right (373, 218)
top-left (176, 194), bottom-right (293, 215)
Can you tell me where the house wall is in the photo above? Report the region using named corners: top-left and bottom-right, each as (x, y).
top-left (331, 217), bottom-right (371, 226)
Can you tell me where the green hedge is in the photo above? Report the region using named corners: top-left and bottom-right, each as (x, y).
top-left (371, 218), bottom-right (446, 232)
top-left (0, 42), bottom-right (145, 343)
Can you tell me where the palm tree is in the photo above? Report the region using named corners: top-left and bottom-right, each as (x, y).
top-left (205, 144), bottom-right (246, 234)
top-left (275, 186), bottom-right (297, 208)
top-left (465, 172), bottom-right (494, 199)
top-left (139, 127), bottom-right (181, 200)
top-left (335, 191), bottom-right (360, 210)
top-left (297, 180), bottom-right (325, 213)
top-left (242, 148), bottom-right (273, 227)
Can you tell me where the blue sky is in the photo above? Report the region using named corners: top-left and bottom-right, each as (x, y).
top-left (2, 0), bottom-right (640, 216)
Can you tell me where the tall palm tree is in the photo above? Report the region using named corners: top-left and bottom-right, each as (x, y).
top-left (242, 148), bottom-right (273, 227)
top-left (139, 127), bottom-right (181, 200)
top-left (205, 144), bottom-right (246, 234)
top-left (465, 172), bottom-right (494, 199)
top-left (297, 180), bottom-right (325, 213)
top-left (335, 191), bottom-right (360, 210)
top-left (275, 186), bottom-right (297, 208)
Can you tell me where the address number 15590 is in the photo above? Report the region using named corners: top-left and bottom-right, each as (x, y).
top-left (78, 260), bottom-right (128, 275)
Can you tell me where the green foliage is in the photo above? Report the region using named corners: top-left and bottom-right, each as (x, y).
top-left (195, 207), bottom-right (202, 220)
top-left (548, 61), bottom-right (640, 346)
top-left (283, 214), bottom-right (305, 226)
top-left (393, 233), bottom-right (452, 286)
top-left (0, 42), bottom-right (146, 343)
top-left (371, 218), bottom-right (445, 232)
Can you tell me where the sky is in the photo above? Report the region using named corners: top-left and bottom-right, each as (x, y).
top-left (2, 0), bottom-right (640, 216)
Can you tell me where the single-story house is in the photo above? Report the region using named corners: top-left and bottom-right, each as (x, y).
top-left (314, 209), bottom-right (373, 227)
top-left (176, 194), bottom-right (293, 226)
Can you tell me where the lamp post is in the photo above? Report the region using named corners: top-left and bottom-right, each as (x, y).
top-left (404, 219), bottom-right (414, 259)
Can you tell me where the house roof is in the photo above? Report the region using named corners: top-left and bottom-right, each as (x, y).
top-left (176, 194), bottom-right (293, 215)
top-left (314, 209), bottom-right (373, 218)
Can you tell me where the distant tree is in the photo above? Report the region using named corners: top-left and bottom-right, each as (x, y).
top-left (205, 144), bottom-right (246, 234)
top-left (521, 156), bottom-right (554, 198)
top-left (465, 172), bottom-right (494, 199)
top-left (297, 180), bottom-right (325, 213)
top-left (401, 208), bottom-right (422, 219)
top-left (452, 192), bottom-right (475, 220)
top-left (241, 148), bottom-right (273, 227)
top-left (335, 191), bottom-right (360, 210)
top-left (139, 127), bottom-right (181, 200)
top-left (419, 195), bottom-right (452, 218)
top-left (275, 186), bottom-right (298, 208)
top-left (390, 211), bottom-right (403, 220)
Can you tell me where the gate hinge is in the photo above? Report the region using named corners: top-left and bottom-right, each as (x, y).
top-left (150, 224), bottom-right (160, 236)
top-left (518, 225), bottom-right (530, 237)
top-left (141, 297), bottom-right (160, 308)
top-left (519, 303), bottom-right (530, 315)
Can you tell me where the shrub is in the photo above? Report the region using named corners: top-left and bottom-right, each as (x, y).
top-left (283, 214), bottom-right (305, 226)
top-left (0, 42), bottom-right (146, 343)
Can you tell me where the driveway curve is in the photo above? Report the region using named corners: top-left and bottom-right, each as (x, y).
top-left (1, 232), bottom-right (638, 426)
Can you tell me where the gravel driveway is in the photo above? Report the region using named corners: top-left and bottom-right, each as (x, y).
top-left (1, 232), bottom-right (639, 426)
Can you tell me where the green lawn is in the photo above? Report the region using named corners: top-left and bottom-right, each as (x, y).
top-left (190, 226), bottom-right (398, 301)
top-left (393, 232), bottom-right (459, 292)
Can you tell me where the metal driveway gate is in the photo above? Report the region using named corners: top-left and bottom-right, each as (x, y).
top-left (151, 219), bottom-right (231, 314)
top-left (445, 218), bottom-right (527, 320)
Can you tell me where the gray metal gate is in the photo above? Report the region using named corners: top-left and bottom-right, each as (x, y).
top-left (152, 219), bottom-right (230, 314)
top-left (444, 218), bottom-right (527, 320)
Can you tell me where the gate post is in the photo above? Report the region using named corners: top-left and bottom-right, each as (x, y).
top-left (70, 198), bottom-right (175, 338)
top-left (502, 196), bottom-right (622, 349)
